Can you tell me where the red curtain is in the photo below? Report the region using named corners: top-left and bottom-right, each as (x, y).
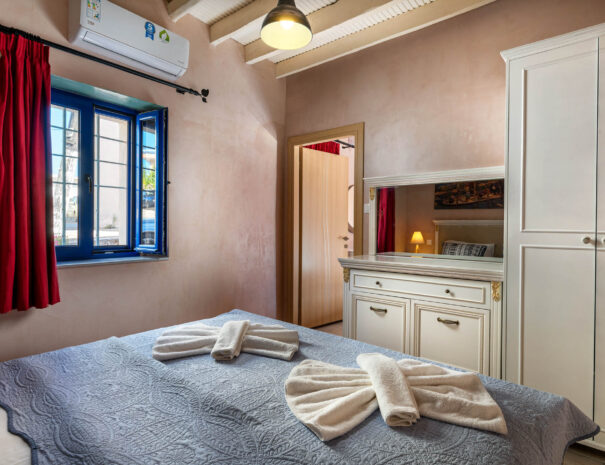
top-left (376, 187), bottom-right (395, 253)
top-left (303, 141), bottom-right (340, 155)
top-left (0, 32), bottom-right (60, 313)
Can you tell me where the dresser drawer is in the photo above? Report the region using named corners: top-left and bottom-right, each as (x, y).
top-left (353, 295), bottom-right (409, 353)
top-left (351, 271), bottom-right (490, 308)
top-left (413, 303), bottom-right (489, 374)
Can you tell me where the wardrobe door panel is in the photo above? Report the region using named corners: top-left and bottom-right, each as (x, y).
top-left (594, 34), bottom-right (605, 449)
top-left (522, 48), bottom-right (598, 232)
top-left (505, 37), bottom-right (598, 394)
top-left (521, 246), bottom-right (595, 417)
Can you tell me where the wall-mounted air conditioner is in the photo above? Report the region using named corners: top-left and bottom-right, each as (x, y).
top-left (69, 0), bottom-right (189, 81)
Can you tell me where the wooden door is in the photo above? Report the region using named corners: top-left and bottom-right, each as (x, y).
top-left (505, 38), bottom-right (598, 417)
top-left (300, 147), bottom-right (349, 327)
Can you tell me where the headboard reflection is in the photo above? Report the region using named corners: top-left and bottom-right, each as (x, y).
top-left (433, 220), bottom-right (504, 258)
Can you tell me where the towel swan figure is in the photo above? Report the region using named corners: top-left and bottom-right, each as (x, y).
top-left (285, 353), bottom-right (507, 441)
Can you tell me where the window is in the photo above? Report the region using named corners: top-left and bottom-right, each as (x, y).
top-left (50, 90), bottom-right (167, 261)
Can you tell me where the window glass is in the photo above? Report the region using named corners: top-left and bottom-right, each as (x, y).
top-left (141, 118), bottom-right (156, 246)
top-left (94, 113), bottom-right (129, 247)
top-left (50, 104), bottom-right (80, 246)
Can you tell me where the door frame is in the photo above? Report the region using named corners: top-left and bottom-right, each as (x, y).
top-left (282, 123), bottom-right (364, 325)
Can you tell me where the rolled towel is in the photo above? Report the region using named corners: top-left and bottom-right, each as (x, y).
top-left (152, 321), bottom-right (299, 362)
top-left (285, 354), bottom-right (507, 441)
top-left (356, 353), bottom-right (419, 427)
top-left (211, 320), bottom-right (250, 360)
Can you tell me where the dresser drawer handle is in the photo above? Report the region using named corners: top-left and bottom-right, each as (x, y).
top-left (444, 289), bottom-right (451, 294)
top-left (437, 317), bottom-right (459, 325)
top-left (370, 306), bottom-right (388, 314)
top-left (375, 281), bottom-right (382, 287)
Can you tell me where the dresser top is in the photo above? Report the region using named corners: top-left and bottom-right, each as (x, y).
top-left (338, 254), bottom-right (503, 282)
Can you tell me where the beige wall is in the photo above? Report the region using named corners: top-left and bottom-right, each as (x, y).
top-left (285, 0), bottom-right (605, 253)
top-left (0, 0), bottom-right (285, 361)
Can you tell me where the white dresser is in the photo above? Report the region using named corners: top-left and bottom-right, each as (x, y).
top-left (339, 255), bottom-right (503, 378)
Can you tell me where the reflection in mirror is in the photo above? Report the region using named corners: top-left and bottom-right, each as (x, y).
top-left (376, 179), bottom-right (504, 262)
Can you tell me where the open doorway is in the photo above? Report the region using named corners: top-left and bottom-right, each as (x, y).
top-left (284, 123), bottom-right (364, 328)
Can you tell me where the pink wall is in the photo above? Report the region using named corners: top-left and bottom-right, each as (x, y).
top-left (285, 0), bottom-right (605, 180)
top-left (0, 0), bottom-right (285, 361)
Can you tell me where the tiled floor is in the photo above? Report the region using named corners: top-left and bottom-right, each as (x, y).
top-left (313, 322), bottom-right (605, 464)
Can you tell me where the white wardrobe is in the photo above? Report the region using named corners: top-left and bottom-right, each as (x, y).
top-left (503, 24), bottom-right (605, 450)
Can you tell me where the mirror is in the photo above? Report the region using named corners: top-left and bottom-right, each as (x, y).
top-left (376, 179), bottom-right (504, 262)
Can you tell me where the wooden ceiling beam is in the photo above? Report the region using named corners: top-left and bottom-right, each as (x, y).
top-left (165, 0), bottom-right (203, 21)
top-left (209, 0), bottom-right (276, 45)
top-left (274, 0), bottom-right (496, 78)
top-left (244, 0), bottom-right (394, 65)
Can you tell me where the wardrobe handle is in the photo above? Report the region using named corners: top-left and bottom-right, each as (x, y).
top-left (582, 236), bottom-right (593, 245)
top-left (370, 306), bottom-right (388, 314)
top-left (437, 317), bottom-right (459, 326)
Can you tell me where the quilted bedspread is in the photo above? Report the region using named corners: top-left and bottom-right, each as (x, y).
top-left (0, 310), bottom-right (599, 465)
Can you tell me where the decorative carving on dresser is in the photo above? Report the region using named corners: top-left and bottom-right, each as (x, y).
top-left (343, 268), bottom-right (350, 283)
top-left (369, 187), bottom-right (376, 201)
top-left (491, 281), bottom-right (501, 302)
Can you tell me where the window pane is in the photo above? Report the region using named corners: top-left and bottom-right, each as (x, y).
top-left (142, 148), bottom-right (156, 169)
top-left (51, 128), bottom-right (64, 155)
top-left (96, 137), bottom-right (128, 164)
top-left (52, 156), bottom-right (63, 183)
top-left (98, 114), bottom-right (129, 141)
top-left (51, 104), bottom-right (80, 247)
top-left (94, 187), bottom-right (128, 246)
top-left (64, 184), bottom-right (79, 246)
top-left (51, 105), bottom-right (63, 128)
top-left (66, 130), bottom-right (79, 158)
top-left (65, 108), bottom-right (79, 130)
top-left (94, 112), bottom-right (130, 248)
top-left (98, 161), bottom-right (128, 188)
top-left (138, 116), bottom-right (157, 248)
top-left (142, 168), bottom-right (155, 190)
top-left (65, 157), bottom-right (79, 184)
top-left (141, 119), bottom-right (156, 148)
top-left (142, 190), bottom-right (156, 246)
top-left (52, 184), bottom-right (64, 245)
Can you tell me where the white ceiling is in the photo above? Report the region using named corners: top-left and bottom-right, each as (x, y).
top-left (166, 0), bottom-right (496, 77)
top-left (268, 0), bottom-right (435, 63)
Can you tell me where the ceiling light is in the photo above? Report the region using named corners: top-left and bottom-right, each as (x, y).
top-left (261, 0), bottom-right (312, 50)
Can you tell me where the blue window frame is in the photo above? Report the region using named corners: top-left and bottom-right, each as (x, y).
top-left (50, 89), bottom-right (167, 261)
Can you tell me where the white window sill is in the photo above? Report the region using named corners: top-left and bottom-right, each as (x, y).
top-left (57, 256), bottom-right (168, 269)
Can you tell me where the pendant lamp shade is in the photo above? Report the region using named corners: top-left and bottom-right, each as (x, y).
top-left (261, 0), bottom-right (312, 50)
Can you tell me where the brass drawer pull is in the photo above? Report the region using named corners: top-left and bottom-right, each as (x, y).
top-left (437, 317), bottom-right (459, 325)
top-left (370, 306), bottom-right (388, 314)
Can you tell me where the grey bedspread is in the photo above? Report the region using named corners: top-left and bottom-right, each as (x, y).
top-left (0, 310), bottom-right (599, 465)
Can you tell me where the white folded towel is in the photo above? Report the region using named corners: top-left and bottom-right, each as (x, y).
top-left (153, 321), bottom-right (299, 362)
top-left (211, 320), bottom-right (250, 360)
top-left (357, 353), bottom-right (419, 427)
top-left (285, 353), bottom-right (507, 441)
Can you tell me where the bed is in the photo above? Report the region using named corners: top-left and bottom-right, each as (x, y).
top-left (0, 310), bottom-right (599, 465)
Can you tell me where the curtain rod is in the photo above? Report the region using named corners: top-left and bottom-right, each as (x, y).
top-left (0, 24), bottom-right (210, 103)
top-left (335, 139), bottom-right (355, 149)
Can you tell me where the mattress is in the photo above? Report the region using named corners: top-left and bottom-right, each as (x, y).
top-left (0, 310), bottom-right (599, 465)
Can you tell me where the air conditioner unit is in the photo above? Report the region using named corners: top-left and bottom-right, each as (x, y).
top-left (69, 0), bottom-right (189, 81)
